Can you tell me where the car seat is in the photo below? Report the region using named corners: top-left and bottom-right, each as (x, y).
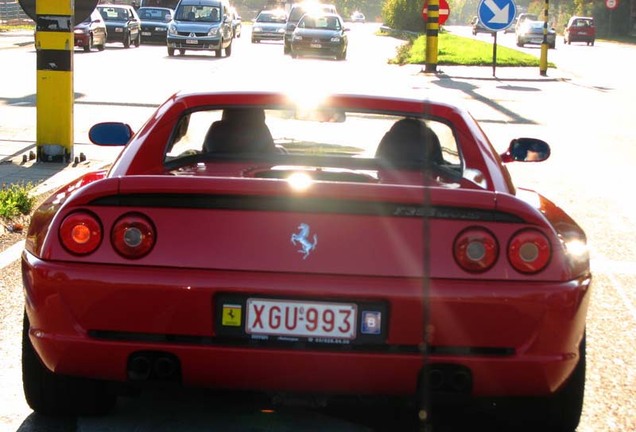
top-left (375, 118), bottom-right (444, 168)
top-left (202, 108), bottom-right (276, 154)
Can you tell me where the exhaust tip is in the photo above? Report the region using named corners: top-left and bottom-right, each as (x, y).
top-left (127, 351), bottom-right (181, 382)
top-left (127, 354), bottom-right (152, 381)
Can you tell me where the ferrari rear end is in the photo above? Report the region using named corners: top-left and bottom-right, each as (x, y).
top-left (21, 92), bottom-right (591, 430)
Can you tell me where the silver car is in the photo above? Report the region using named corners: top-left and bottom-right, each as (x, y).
top-left (516, 20), bottom-right (556, 48)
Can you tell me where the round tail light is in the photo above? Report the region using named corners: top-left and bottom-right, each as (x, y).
top-left (453, 227), bottom-right (499, 273)
top-left (59, 211), bottom-right (103, 255)
top-left (508, 229), bottom-right (551, 274)
top-left (111, 213), bottom-right (156, 259)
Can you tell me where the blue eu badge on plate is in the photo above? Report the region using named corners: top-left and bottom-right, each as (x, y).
top-left (361, 311), bottom-right (382, 335)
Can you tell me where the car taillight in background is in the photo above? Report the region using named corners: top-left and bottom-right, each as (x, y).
top-left (111, 213), bottom-right (156, 259)
top-left (59, 211), bottom-right (103, 255)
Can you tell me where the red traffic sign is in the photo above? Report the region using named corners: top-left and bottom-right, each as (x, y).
top-left (422, 0), bottom-right (450, 25)
top-left (606, 0), bottom-right (619, 9)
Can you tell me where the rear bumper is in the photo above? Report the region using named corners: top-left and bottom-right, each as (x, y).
top-left (23, 251), bottom-right (591, 397)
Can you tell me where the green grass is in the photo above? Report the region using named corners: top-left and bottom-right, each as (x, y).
top-left (0, 182), bottom-right (36, 219)
top-left (390, 32), bottom-right (553, 67)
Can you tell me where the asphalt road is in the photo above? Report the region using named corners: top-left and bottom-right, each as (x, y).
top-left (0, 23), bottom-right (634, 432)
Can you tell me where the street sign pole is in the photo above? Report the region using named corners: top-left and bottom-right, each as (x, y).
top-left (539, 0), bottom-right (549, 76)
top-left (492, 32), bottom-right (497, 76)
top-left (18, 0), bottom-right (98, 162)
top-left (477, 0), bottom-right (516, 78)
top-left (424, 0), bottom-right (440, 74)
top-left (422, 0), bottom-right (449, 74)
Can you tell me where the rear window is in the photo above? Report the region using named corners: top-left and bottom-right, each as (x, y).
top-left (164, 106), bottom-right (463, 180)
top-left (289, 4), bottom-right (336, 22)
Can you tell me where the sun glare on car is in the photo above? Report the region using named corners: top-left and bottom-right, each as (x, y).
top-left (286, 171), bottom-right (314, 191)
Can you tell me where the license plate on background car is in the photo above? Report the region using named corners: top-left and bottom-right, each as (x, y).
top-left (186, 39), bottom-right (198, 44)
top-left (142, 32), bottom-right (151, 36)
top-left (310, 43), bottom-right (321, 48)
top-left (246, 298), bottom-right (356, 339)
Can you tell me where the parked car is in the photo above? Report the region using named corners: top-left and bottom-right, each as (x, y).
top-left (283, 2), bottom-right (337, 54)
top-left (470, 16), bottom-right (492, 35)
top-left (228, 6), bottom-right (241, 38)
top-left (97, 4), bottom-right (141, 48)
top-left (564, 16), bottom-right (595, 45)
top-left (514, 12), bottom-right (538, 34)
top-left (166, 0), bottom-right (233, 57)
top-left (137, 6), bottom-right (174, 44)
top-left (251, 9), bottom-right (287, 43)
top-left (516, 20), bottom-right (556, 48)
top-left (21, 88), bottom-right (591, 432)
top-left (290, 12), bottom-right (348, 60)
top-left (350, 11), bottom-right (365, 23)
top-left (74, 9), bottom-right (107, 52)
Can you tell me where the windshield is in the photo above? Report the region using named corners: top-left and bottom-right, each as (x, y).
top-left (175, 5), bottom-right (220, 22)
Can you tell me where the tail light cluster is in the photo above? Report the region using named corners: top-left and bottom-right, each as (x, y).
top-left (60, 211), bottom-right (156, 259)
top-left (453, 226), bottom-right (551, 274)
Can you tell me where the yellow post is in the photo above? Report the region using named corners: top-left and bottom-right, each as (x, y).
top-left (424, 0), bottom-right (440, 74)
top-left (35, 0), bottom-right (74, 162)
top-left (539, 0), bottom-right (549, 76)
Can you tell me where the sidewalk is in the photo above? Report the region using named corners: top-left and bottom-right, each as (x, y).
top-left (0, 29), bottom-right (33, 50)
top-left (0, 140), bottom-right (121, 196)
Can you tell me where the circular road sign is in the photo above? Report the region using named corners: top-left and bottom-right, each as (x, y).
top-left (422, 0), bottom-right (450, 26)
top-left (18, 0), bottom-right (98, 24)
top-left (606, 0), bottom-right (619, 9)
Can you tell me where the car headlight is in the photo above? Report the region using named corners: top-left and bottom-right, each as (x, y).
top-left (292, 35), bottom-right (302, 41)
top-left (74, 28), bottom-right (88, 34)
top-left (253, 26), bottom-right (262, 32)
top-left (330, 36), bottom-right (341, 42)
top-left (208, 27), bottom-right (219, 36)
top-left (168, 24), bottom-right (176, 35)
top-left (277, 28), bottom-right (285, 34)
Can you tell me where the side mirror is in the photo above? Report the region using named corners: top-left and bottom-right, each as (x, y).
top-left (89, 122), bottom-right (134, 146)
top-left (500, 138), bottom-right (550, 163)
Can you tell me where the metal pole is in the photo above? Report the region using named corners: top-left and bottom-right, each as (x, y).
top-left (539, 0), bottom-right (549, 76)
top-left (492, 32), bottom-right (497, 77)
top-left (35, 0), bottom-right (75, 162)
top-left (424, 0), bottom-right (440, 74)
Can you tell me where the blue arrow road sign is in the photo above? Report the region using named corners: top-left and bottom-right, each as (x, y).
top-left (477, 0), bottom-right (517, 32)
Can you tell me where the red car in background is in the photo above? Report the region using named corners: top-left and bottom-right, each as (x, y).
top-left (564, 16), bottom-right (596, 46)
top-left (22, 89), bottom-right (591, 431)
top-left (73, 9), bottom-right (107, 52)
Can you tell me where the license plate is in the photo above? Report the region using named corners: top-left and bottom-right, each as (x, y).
top-left (186, 39), bottom-right (198, 44)
top-left (141, 31), bottom-right (151, 36)
top-left (246, 298), bottom-right (356, 339)
top-left (310, 43), bottom-right (321, 48)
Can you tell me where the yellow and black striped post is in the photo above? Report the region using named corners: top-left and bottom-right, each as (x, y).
top-left (539, 0), bottom-right (549, 76)
top-left (424, 0), bottom-right (440, 74)
top-left (34, 0), bottom-right (74, 162)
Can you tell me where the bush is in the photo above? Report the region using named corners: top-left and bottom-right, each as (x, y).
top-left (382, 0), bottom-right (426, 33)
top-left (0, 182), bottom-right (36, 219)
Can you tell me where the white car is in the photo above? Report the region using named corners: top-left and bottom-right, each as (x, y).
top-left (350, 11), bottom-right (365, 23)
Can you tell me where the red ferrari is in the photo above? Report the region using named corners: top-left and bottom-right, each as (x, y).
top-left (22, 90), bottom-right (591, 430)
